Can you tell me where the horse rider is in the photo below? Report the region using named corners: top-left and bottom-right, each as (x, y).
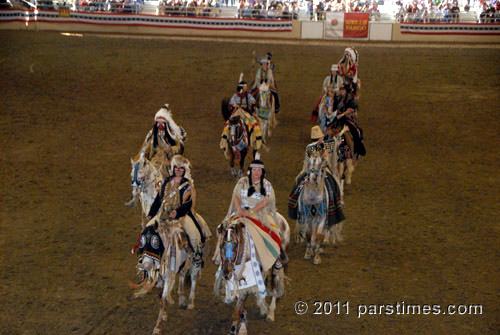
top-left (318, 86), bottom-right (339, 135)
top-left (312, 64), bottom-right (344, 123)
top-left (288, 126), bottom-right (346, 229)
top-left (322, 64), bottom-right (344, 95)
top-left (135, 104), bottom-right (185, 163)
top-left (146, 155), bottom-right (211, 266)
top-left (126, 105), bottom-right (185, 207)
top-left (253, 51), bottom-right (275, 73)
top-left (221, 158), bottom-right (288, 268)
top-left (229, 80), bottom-right (256, 115)
top-left (251, 58), bottom-right (280, 114)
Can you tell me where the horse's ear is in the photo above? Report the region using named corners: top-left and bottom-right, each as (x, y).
top-left (238, 221), bottom-right (245, 229)
top-left (154, 221), bottom-right (159, 230)
top-left (217, 223), bottom-right (224, 235)
top-left (131, 158), bottom-right (134, 165)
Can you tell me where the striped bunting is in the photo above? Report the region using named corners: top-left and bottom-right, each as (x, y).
top-left (401, 23), bottom-right (500, 35)
top-left (0, 9), bottom-right (292, 32)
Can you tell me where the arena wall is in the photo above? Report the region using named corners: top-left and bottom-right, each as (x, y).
top-left (1, 10), bottom-right (500, 43)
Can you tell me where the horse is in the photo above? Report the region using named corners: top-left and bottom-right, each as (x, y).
top-left (130, 188), bottom-right (208, 335)
top-left (296, 152), bottom-right (329, 265)
top-left (127, 157), bottom-right (164, 228)
top-left (214, 215), bottom-right (289, 335)
top-left (328, 115), bottom-right (365, 190)
top-left (255, 82), bottom-right (276, 144)
top-left (221, 102), bottom-right (263, 176)
top-left (227, 114), bottom-right (250, 178)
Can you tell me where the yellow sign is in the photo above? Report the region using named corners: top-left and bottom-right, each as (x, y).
top-left (59, 6), bottom-right (70, 17)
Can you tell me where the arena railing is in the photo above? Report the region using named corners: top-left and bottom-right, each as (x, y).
top-left (308, 10), bottom-right (381, 22)
top-left (399, 11), bottom-right (461, 23)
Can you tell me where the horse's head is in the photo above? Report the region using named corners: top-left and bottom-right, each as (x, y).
top-left (130, 157), bottom-right (149, 192)
top-left (219, 221), bottom-right (245, 280)
top-left (306, 153), bottom-right (325, 186)
top-left (227, 115), bottom-right (245, 147)
top-left (258, 82), bottom-right (271, 107)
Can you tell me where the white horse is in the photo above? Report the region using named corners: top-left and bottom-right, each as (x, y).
top-left (255, 82), bottom-right (276, 144)
top-left (214, 214), bottom-right (289, 335)
top-left (131, 200), bottom-right (207, 335)
top-left (297, 152), bottom-right (330, 265)
top-left (127, 157), bottom-right (164, 227)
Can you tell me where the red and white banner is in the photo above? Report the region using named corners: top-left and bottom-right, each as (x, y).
top-left (325, 12), bottom-right (369, 40)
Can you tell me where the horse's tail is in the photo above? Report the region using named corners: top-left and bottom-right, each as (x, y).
top-left (221, 97), bottom-right (231, 121)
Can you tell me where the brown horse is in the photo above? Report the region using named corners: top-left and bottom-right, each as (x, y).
top-left (226, 115), bottom-right (250, 178)
top-left (221, 103), bottom-right (263, 177)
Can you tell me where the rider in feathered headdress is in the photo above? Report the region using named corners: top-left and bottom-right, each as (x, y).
top-left (134, 104), bottom-right (186, 163)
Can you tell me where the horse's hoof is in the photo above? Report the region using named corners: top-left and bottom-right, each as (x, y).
top-left (124, 200), bottom-right (136, 207)
top-left (167, 296), bottom-right (174, 305)
top-left (313, 256), bottom-right (321, 265)
top-left (153, 327), bottom-right (161, 335)
top-left (266, 314), bottom-right (275, 322)
top-left (304, 250), bottom-right (312, 260)
top-left (187, 303), bottom-right (195, 310)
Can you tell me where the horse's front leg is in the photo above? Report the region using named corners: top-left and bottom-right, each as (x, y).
top-left (345, 158), bottom-right (355, 185)
top-left (165, 270), bottom-right (175, 305)
top-left (153, 298), bottom-right (167, 335)
top-left (231, 294), bottom-right (248, 335)
top-left (228, 149), bottom-right (237, 176)
top-left (187, 263), bottom-right (201, 310)
top-left (312, 220), bottom-right (323, 265)
top-left (304, 221), bottom-right (313, 260)
top-left (178, 268), bottom-right (187, 308)
top-left (154, 273), bottom-right (170, 335)
top-left (238, 148), bottom-right (247, 178)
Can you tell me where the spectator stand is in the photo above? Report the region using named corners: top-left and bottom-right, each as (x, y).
top-left (12, 0), bottom-right (496, 23)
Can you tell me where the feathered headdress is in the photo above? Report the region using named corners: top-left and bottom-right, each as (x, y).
top-left (155, 104), bottom-right (185, 144)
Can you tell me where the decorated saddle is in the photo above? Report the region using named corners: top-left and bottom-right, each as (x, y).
top-left (288, 171), bottom-right (345, 227)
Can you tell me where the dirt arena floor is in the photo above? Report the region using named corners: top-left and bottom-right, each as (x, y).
top-left (1, 30), bottom-right (499, 335)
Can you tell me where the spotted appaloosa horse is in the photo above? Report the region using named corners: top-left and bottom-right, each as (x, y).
top-left (130, 194), bottom-right (207, 335)
top-left (214, 215), bottom-right (289, 335)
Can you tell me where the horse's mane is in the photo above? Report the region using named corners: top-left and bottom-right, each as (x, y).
top-left (221, 97), bottom-right (231, 121)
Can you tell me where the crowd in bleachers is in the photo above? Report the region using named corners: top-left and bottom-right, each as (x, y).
top-left (237, 0), bottom-right (300, 19)
top-left (308, 0), bottom-right (381, 21)
top-left (478, 1), bottom-right (500, 22)
top-left (6, 0), bottom-right (499, 24)
top-left (234, 0), bottom-right (381, 21)
top-left (395, 0), bottom-right (462, 23)
top-left (73, 0), bottom-right (143, 13)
